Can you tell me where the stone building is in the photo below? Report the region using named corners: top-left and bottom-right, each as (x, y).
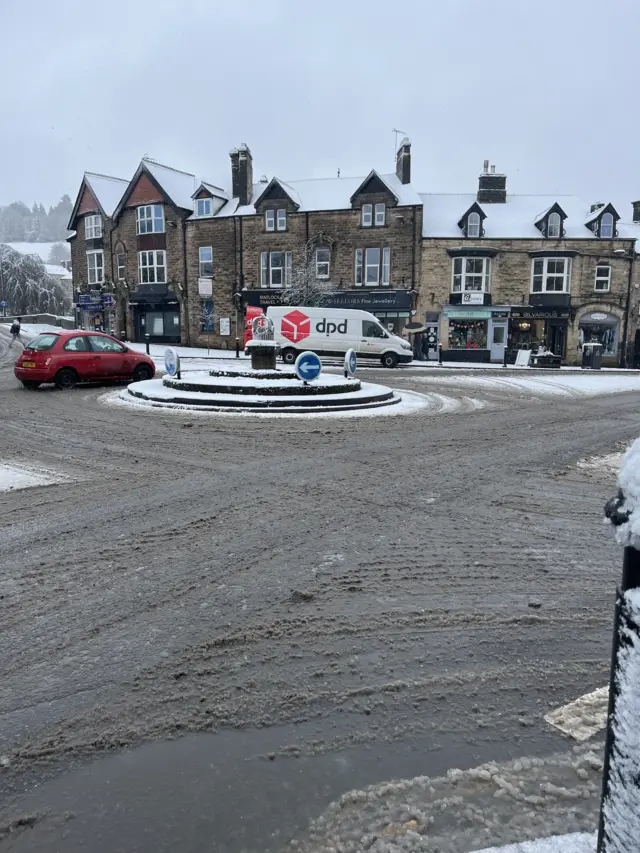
top-left (418, 163), bottom-right (640, 366)
top-left (68, 141), bottom-right (423, 348)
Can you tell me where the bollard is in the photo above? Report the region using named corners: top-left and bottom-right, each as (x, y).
top-left (235, 337), bottom-right (240, 359)
top-left (438, 343), bottom-right (443, 366)
top-left (120, 331), bottom-right (126, 342)
top-left (145, 333), bottom-right (150, 355)
top-left (110, 328), bottom-right (115, 337)
top-left (503, 347), bottom-right (508, 368)
top-left (598, 486), bottom-right (640, 851)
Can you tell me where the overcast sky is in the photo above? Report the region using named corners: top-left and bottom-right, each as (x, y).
top-left (2, 0), bottom-right (638, 216)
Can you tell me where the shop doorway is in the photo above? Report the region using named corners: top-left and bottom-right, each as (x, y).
top-left (547, 322), bottom-right (566, 357)
top-left (490, 322), bottom-right (507, 362)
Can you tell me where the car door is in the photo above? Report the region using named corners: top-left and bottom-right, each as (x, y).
top-left (87, 335), bottom-right (128, 377)
top-left (358, 319), bottom-right (388, 357)
top-left (61, 334), bottom-right (96, 379)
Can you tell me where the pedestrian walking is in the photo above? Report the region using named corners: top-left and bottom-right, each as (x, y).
top-left (9, 317), bottom-right (21, 346)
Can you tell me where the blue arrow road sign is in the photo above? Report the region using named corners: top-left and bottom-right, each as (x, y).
top-left (294, 351), bottom-right (322, 382)
top-left (345, 348), bottom-right (357, 377)
top-left (0, 301), bottom-right (6, 307)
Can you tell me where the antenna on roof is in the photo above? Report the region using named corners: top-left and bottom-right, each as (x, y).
top-left (392, 128), bottom-right (408, 157)
top-left (337, 168), bottom-right (340, 178)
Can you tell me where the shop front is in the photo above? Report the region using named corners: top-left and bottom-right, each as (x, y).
top-left (129, 286), bottom-right (181, 344)
top-left (76, 292), bottom-right (116, 334)
top-left (508, 307), bottom-right (570, 361)
top-left (578, 311), bottom-right (620, 364)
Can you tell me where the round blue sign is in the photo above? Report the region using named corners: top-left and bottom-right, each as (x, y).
top-left (294, 351), bottom-right (322, 382)
top-left (345, 348), bottom-right (357, 377)
top-left (164, 347), bottom-right (180, 377)
top-left (0, 301), bottom-right (6, 307)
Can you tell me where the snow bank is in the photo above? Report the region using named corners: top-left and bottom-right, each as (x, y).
top-left (600, 588), bottom-right (640, 853)
top-left (0, 463), bottom-right (66, 492)
top-left (472, 833), bottom-right (594, 852)
top-left (611, 438), bottom-right (640, 549)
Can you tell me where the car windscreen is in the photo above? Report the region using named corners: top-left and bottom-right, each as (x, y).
top-left (24, 334), bottom-right (59, 351)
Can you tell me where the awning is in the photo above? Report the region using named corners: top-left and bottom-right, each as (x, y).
top-left (579, 311), bottom-right (619, 327)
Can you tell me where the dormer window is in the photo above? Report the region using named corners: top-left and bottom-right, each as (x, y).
top-left (467, 212), bottom-right (480, 238)
top-left (195, 198), bottom-right (212, 217)
top-left (265, 209), bottom-right (286, 231)
top-left (547, 212), bottom-right (561, 238)
top-left (362, 204), bottom-right (373, 227)
top-left (600, 212), bottom-right (614, 238)
top-left (85, 214), bottom-right (102, 239)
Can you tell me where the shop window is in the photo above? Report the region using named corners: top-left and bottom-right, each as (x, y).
top-left (579, 321), bottom-right (618, 356)
top-left (260, 251), bottom-right (292, 288)
top-left (531, 257), bottom-right (571, 293)
top-left (452, 257), bottom-right (491, 292)
top-left (448, 319), bottom-right (488, 349)
top-left (595, 264), bottom-right (611, 292)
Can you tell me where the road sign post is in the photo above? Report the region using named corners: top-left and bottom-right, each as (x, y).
top-left (294, 351), bottom-right (322, 385)
top-left (344, 348), bottom-right (357, 379)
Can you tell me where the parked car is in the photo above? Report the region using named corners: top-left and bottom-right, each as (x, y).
top-left (14, 331), bottom-right (156, 390)
top-left (266, 306), bottom-right (414, 368)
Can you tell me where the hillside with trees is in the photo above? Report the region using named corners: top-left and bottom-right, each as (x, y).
top-left (0, 195), bottom-right (73, 243)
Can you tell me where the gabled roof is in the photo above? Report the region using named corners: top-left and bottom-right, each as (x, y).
top-left (534, 201), bottom-right (568, 227)
top-left (584, 202), bottom-right (619, 225)
top-left (457, 200), bottom-right (486, 230)
top-left (252, 177), bottom-right (301, 209)
top-left (420, 194), bottom-right (640, 240)
top-left (68, 172), bottom-right (129, 228)
top-left (192, 181), bottom-right (229, 201)
top-left (349, 169), bottom-right (399, 203)
top-left (113, 158), bottom-right (198, 219)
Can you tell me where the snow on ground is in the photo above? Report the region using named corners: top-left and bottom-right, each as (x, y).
top-left (577, 453), bottom-right (625, 476)
top-left (411, 373), bottom-right (640, 397)
top-left (613, 438), bottom-right (640, 549)
top-left (0, 322), bottom-right (65, 339)
top-left (600, 587), bottom-right (640, 853)
top-left (472, 834), bottom-right (594, 853)
top-left (0, 463), bottom-right (67, 492)
top-left (544, 687), bottom-right (609, 742)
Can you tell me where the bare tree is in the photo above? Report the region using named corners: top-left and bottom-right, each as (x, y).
top-left (281, 236), bottom-right (336, 307)
top-left (47, 242), bottom-right (71, 265)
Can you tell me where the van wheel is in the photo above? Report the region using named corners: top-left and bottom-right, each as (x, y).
top-left (282, 348), bottom-right (297, 365)
top-left (381, 353), bottom-right (398, 369)
top-left (55, 368), bottom-right (78, 390)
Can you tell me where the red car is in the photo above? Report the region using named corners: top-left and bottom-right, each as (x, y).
top-left (14, 330), bottom-right (156, 390)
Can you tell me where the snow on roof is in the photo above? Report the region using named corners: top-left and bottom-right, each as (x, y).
top-left (84, 172), bottom-right (129, 217)
top-left (201, 181), bottom-right (229, 199)
top-left (5, 242), bottom-right (69, 262)
top-left (214, 172), bottom-right (422, 218)
top-left (584, 204), bottom-right (608, 224)
top-left (142, 159), bottom-right (197, 211)
top-left (420, 193), bottom-right (640, 240)
top-left (45, 264), bottom-right (72, 279)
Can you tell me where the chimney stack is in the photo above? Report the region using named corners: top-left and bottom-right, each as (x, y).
top-left (230, 143), bottom-right (253, 206)
top-left (477, 163), bottom-right (507, 204)
top-left (633, 201), bottom-right (640, 223)
top-left (590, 202), bottom-right (605, 213)
top-left (396, 137), bottom-right (411, 185)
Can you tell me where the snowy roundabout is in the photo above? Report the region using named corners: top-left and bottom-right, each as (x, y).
top-left (105, 362), bottom-right (432, 418)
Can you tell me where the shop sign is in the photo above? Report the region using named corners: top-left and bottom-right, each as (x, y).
top-left (588, 312), bottom-right (609, 321)
top-left (102, 294), bottom-right (114, 305)
top-left (198, 278), bottom-right (213, 297)
top-left (445, 307), bottom-right (492, 320)
top-left (241, 289), bottom-right (413, 311)
top-left (219, 317), bottom-right (230, 335)
top-left (461, 292), bottom-right (484, 305)
top-left (491, 310), bottom-right (510, 318)
top-left (510, 307), bottom-right (570, 320)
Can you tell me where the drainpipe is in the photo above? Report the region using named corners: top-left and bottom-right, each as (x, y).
top-left (182, 219), bottom-right (190, 346)
top-left (620, 247), bottom-right (635, 368)
top-left (238, 217), bottom-right (244, 288)
top-left (411, 205), bottom-right (417, 291)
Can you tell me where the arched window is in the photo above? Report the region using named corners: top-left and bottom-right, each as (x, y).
top-left (467, 212), bottom-right (481, 238)
top-left (600, 212), bottom-right (614, 239)
top-left (547, 212), bottom-right (561, 238)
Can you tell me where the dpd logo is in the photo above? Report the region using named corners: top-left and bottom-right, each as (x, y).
top-left (281, 309), bottom-right (311, 343)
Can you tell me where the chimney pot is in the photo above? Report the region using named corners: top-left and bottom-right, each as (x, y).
top-left (483, 160), bottom-right (489, 174)
top-left (490, 165), bottom-right (496, 174)
top-left (632, 201), bottom-right (640, 223)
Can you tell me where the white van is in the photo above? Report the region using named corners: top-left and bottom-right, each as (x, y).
top-left (266, 306), bottom-right (413, 368)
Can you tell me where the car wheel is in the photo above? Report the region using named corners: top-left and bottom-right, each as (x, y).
top-left (381, 352), bottom-right (398, 369)
top-left (133, 364), bottom-right (153, 382)
top-left (21, 381), bottom-right (41, 389)
top-left (282, 348), bottom-right (297, 365)
top-left (55, 368), bottom-right (78, 390)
